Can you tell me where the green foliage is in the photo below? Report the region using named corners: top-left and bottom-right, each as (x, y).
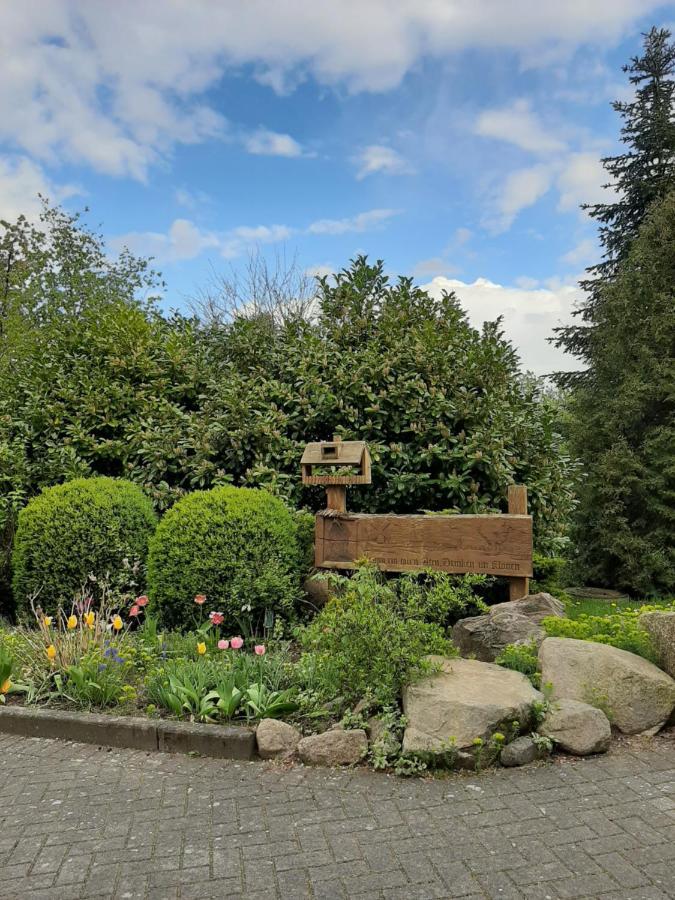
top-left (530, 553), bottom-right (567, 594)
top-left (395, 570), bottom-right (488, 626)
top-left (299, 566), bottom-right (455, 706)
top-left (494, 640), bottom-right (541, 688)
top-left (144, 652), bottom-right (298, 723)
top-left (564, 191), bottom-right (675, 595)
top-left (147, 485), bottom-right (303, 631)
top-left (556, 27), bottom-right (675, 365)
top-left (54, 653), bottom-right (129, 708)
top-left (0, 203), bottom-right (207, 613)
top-left (542, 607), bottom-right (661, 661)
top-left (11, 477), bottom-right (156, 617)
top-left (200, 257), bottom-right (576, 554)
top-left (0, 644), bottom-right (12, 702)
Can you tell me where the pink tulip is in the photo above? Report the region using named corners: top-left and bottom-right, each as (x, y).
top-left (194, 594), bottom-right (206, 606)
top-left (254, 645), bottom-right (266, 656)
top-left (135, 595), bottom-right (149, 607)
top-left (209, 611), bottom-right (224, 625)
top-left (230, 636), bottom-right (244, 650)
top-left (217, 639), bottom-right (229, 650)
top-left (129, 605), bottom-right (141, 617)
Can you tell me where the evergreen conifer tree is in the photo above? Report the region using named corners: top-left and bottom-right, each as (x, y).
top-left (555, 27), bottom-right (675, 373)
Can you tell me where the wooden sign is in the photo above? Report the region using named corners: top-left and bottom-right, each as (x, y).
top-left (315, 512), bottom-right (533, 578)
top-left (302, 438), bottom-right (532, 600)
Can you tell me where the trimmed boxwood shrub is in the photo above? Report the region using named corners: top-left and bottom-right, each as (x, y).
top-left (12, 477), bottom-right (157, 617)
top-left (147, 485), bottom-right (302, 630)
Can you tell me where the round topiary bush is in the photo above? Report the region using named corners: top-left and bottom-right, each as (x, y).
top-left (12, 477), bottom-right (157, 617)
top-left (147, 485), bottom-right (302, 631)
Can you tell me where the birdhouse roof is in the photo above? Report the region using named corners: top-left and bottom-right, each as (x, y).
top-left (301, 440), bottom-right (368, 466)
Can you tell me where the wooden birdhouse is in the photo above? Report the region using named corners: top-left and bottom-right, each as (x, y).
top-left (301, 435), bottom-right (371, 513)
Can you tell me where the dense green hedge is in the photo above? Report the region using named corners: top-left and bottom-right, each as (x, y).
top-left (12, 478), bottom-right (157, 617)
top-left (147, 486), bottom-right (303, 630)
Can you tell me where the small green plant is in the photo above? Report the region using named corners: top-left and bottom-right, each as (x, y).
top-left (531, 684), bottom-right (553, 726)
top-left (299, 565), bottom-right (454, 706)
top-left (0, 645), bottom-right (13, 703)
top-left (542, 607), bottom-right (660, 661)
top-left (531, 732), bottom-right (553, 753)
top-left (495, 640), bottom-right (541, 687)
top-left (394, 754), bottom-right (428, 777)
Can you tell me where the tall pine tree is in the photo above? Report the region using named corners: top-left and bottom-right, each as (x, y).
top-left (555, 27), bottom-right (675, 372)
top-left (558, 28), bottom-right (675, 595)
top-left (566, 191), bottom-right (675, 595)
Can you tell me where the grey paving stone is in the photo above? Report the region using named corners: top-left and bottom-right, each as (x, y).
top-left (0, 733), bottom-right (674, 898)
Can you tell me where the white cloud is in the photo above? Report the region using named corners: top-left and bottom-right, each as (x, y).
top-left (111, 218), bottom-right (220, 263)
top-left (515, 275), bottom-right (539, 289)
top-left (112, 207), bottom-right (399, 262)
top-left (307, 208), bottom-right (400, 235)
top-left (305, 263), bottom-right (334, 278)
top-left (486, 164), bottom-right (553, 233)
top-left (353, 145), bottom-right (414, 179)
top-left (0, 154), bottom-right (78, 222)
top-left (0, 1), bottom-right (659, 179)
top-left (221, 223), bottom-right (295, 259)
top-left (561, 237), bottom-right (597, 266)
top-left (556, 152), bottom-right (615, 212)
top-left (475, 100), bottom-right (566, 155)
top-left (244, 129), bottom-right (305, 157)
top-left (424, 274), bottom-right (581, 376)
top-left (411, 257), bottom-right (459, 278)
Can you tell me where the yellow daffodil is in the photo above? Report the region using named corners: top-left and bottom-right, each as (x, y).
top-left (43, 616), bottom-right (53, 628)
top-left (84, 611), bottom-right (95, 629)
top-left (0, 678), bottom-right (10, 695)
top-left (197, 642), bottom-right (207, 656)
top-left (46, 644), bottom-right (57, 661)
top-left (112, 615), bottom-right (123, 631)
top-left (67, 614), bottom-right (77, 630)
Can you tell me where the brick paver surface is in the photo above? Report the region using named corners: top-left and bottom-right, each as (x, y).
top-left (1, 733), bottom-right (674, 899)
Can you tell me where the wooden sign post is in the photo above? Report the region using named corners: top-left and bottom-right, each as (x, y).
top-left (302, 439), bottom-right (532, 601)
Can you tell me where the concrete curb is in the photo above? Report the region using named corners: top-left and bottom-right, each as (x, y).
top-left (0, 706), bottom-right (256, 760)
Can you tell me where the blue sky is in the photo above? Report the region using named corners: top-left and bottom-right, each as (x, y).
top-left (1, 1), bottom-right (674, 374)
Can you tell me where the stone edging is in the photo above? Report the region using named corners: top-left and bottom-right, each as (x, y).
top-left (0, 706), bottom-right (256, 760)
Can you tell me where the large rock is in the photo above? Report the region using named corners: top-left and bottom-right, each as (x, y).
top-left (452, 610), bottom-right (544, 662)
top-left (639, 612), bottom-right (675, 678)
top-left (496, 592), bottom-right (566, 623)
top-left (453, 592), bottom-right (565, 662)
top-left (297, 728), bottom-right (367, 766)
top-left (256, 718), bottom-right (301, 760)
top-left (539, 637), bottom-right (675, 734)
top-left (402, 656), bottom-right (542, 755)
top-left (540, 699), bottom-right (611, 755)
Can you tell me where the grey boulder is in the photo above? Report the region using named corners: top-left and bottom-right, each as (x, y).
top-left (539, 637), bottom-right (675, 734)
top-left (500, 735), bottom-right (549, 767)
top-left (402, 656), bottom-right (542, 755)
top-left (297, 727), bottom-right (367, 766)
top-left (540, 699), bottom-right (611, 755)
top-left (638, 611), bottom-right (675, 678)
top-left (453, 592), bottom-right (565, 662)
top-left (256, 718), bottom-right (301, 760)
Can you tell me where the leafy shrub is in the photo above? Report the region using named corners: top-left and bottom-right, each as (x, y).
top-left (11, 478), bottom-right (156, 617)
top-left (542, 608), bottom-right (659, 661)
top-left (200, 257), bottom-right (577, 554)
top-left (299, 566), bottom-right (455, 705)
top-left (147, 486), bottom-right (302, 631)
top-left (396, 571), bottom-right (488, 626)
top-left (494, 640), bottom-right (541, 687)
top-left (530, 553), bottom-right (567, 594)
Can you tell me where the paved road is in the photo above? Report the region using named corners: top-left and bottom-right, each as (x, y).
top-left (1, 733), bottom-right (674, 899)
